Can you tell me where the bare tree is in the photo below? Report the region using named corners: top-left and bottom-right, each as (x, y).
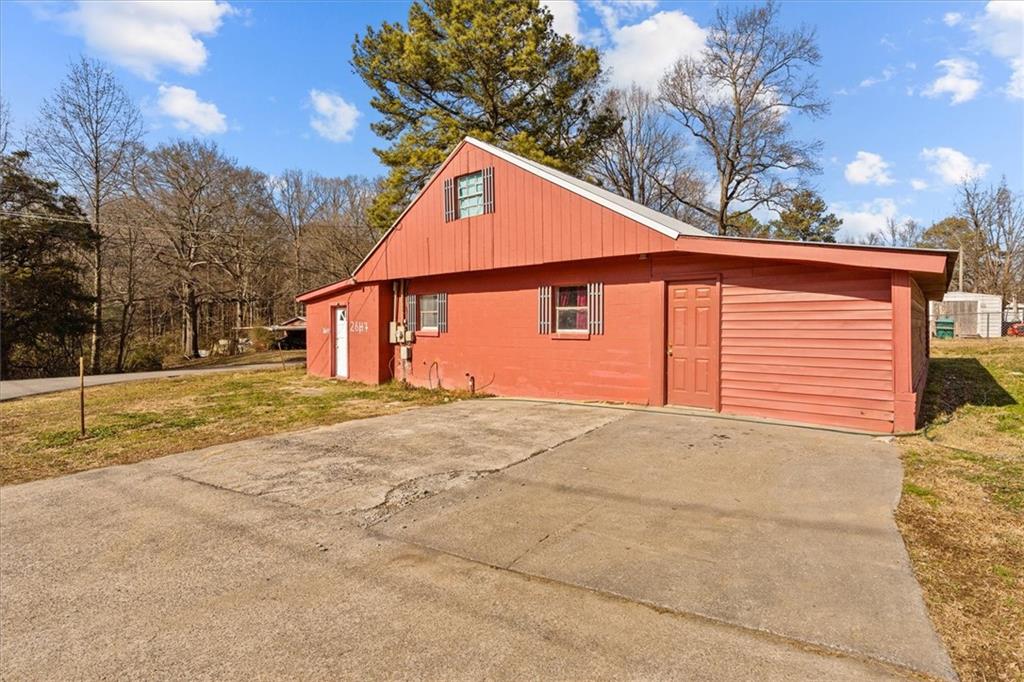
top-left (593, 86), bottom-right (712, 230)
top-left (307, 175), bottom-right (381, 283)
top-left (658, 1), bottom-right (828, 235)
top-left (134, 140), bottom-right (234, 358)
top-left (210, 167), bottom-right (282, 337)
top-left (272, 170), bottom-right (325, 312)
top-left (0, 98), bottom-right (10, 156)
top-left (30, 57), bottom-right (143, 372)
top-left (959, 178), bottom-right (1023, 301)
top-left (861, 217), bottom-right (924, 248)
top-left (103, 195), bottom-right (152, 371)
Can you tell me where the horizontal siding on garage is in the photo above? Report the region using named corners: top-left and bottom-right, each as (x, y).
top-left (720, 265), bottom-right (893, 432)
top-left (653, 254), bottom-right (895, 432)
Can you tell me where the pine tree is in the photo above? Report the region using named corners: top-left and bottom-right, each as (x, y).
top-left (352, 0), bottom-right (618, 230)
top-left (770, 189), bottom-right (842, 242)
top-left (1, 151), bottom-right (96, 378)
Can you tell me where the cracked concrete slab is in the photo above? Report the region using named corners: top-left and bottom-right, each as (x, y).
top-left (148, 400), bottom-right (622, 516)
top-left (1, 400), bottom-right (952, 680)
top-left (380, 408), bottom-right (956, 681)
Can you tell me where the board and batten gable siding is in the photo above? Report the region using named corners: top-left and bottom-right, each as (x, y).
top-left (357, 143), bottom-right (679, 282)
top-left (655, 254), bottom-right (897, 431)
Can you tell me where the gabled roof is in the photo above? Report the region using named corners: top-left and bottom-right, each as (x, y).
top-left (342, 137), bottom-right (705, 285)
top-left (465, 137), bottom-right (708, 239)
top-left (298, 137), bottom-right (956, 303)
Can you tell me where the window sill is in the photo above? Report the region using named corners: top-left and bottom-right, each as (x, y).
top-left (552, 331), bottom-right (590, 340)
top-left (416, 328), bottom-right (440, 338)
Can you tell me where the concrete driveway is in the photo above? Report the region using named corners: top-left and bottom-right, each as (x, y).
top-left (0, 400), bottom-right (954, 680)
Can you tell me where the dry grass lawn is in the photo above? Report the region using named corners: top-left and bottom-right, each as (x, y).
top-left (0, 369), bottom-right (468, 486)
top-left (895, 337), bottom-right (1024, 681)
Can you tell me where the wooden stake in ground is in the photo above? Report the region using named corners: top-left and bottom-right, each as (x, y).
top-left (79, 356), bottom-right (86, 437)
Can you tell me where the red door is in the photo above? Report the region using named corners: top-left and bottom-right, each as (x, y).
top-left (667, 280), bottom-right (720, 409)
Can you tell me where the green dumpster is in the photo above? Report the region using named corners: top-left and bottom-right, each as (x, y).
top-left (935, 317), bottom-right (955, 339)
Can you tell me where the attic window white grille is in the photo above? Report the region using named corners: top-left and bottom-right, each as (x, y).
top-left (457, 171), bottom-right (484, 218)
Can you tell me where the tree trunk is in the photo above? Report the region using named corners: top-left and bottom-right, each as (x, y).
top-left (293, 237), bottom-right (302, 317)
top-left (717, 179), bottom-right (730, 237)
top-left (182, 282), bottom-right (200, 358)
top-left (89, 239), bottom-right (103, 374)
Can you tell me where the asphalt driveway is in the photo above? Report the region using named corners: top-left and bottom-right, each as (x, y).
top-left (0, 400), bottom-right (954, 680)
top-left (0, 361), bottom-right (304, 401)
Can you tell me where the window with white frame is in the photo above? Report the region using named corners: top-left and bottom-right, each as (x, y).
top-left (555, 286), bottom-right (588, 332)
top-left (457, 171), bottom-right (484, 218)
top-left (419, 294), bottom-right (439, 330)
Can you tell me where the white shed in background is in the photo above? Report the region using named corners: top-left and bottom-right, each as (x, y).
top-left (930, 291), bottom-right (1004, 338)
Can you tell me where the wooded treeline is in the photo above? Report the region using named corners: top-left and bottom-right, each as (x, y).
top-left (1, 62), bottom-right (379, 379)
top-left (2, 0), bottom-right (1021, 379)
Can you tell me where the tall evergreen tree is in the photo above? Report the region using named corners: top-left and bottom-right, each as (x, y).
top-left (1, 151), bottom-right (96, 378)
top-left (728, 212), bottom-right (772, 239)
top-left (352, 0), bottom-right (618, 230)
top-left (770, 189), bottom-right (842, 242)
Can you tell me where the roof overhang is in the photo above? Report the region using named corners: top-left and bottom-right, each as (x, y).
top-left (295, 277), bottom-right (359, 303)
top-left (673, 235), bottom-right (957, 299)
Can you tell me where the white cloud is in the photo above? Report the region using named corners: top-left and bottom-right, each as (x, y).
top-left (943, 12), bottom-right (963, 27)
top-left (971, 1), bottom-right (1024, 99)
top-left (923, 58), bottom-right (982, 104)
top-left (910, 178), bottom-right (929, 191)
top-left (859, 66), bottom-right (896, 88)
top-left (844, 151), bottom-right (894, 186)
top-left (309, 90), bottom-right (360, 143)
top-left (157, 85), bottom-right (226, 134)
top-left (833, 198), bottom-right (901, 239)
top-left (921, 146), bottom-right (990, 184)
top-left (604, 11), bottom-right (706, 89)
top-left (589, 0), bottom-right (657, 33)
top-left (540, 0), bottom-right (582, 39)
top-left (53, 1), bottom-right (234, 80)
top-left (1009, 58), bottom-right (1024, 99)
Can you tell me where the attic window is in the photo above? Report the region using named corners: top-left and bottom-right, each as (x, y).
top-left (457, 171), bottom-right (484, 218)
top-left (443, 167), bottom-right (494, 221)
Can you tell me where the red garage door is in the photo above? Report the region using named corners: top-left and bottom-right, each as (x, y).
top-left (668, 279), bottom-right (720, 409)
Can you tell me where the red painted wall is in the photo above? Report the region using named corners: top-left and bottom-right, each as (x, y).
top-left (366, 252), bottom-right (902, 432)
top-left (305, 283), bottom-right (391, 383)
top-left (400, 256), bottom-right (656, 403)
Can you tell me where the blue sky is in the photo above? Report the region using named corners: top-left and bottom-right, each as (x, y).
top-left (2, 1), bottom-right (1022, 240)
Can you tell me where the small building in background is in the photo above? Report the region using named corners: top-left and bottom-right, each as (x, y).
top-left (930, 292), bottom-right (1003, 338)
top-left (231, 316), bottom-right (307, 351)
top-left (270, 316), bottom-right (308, 349)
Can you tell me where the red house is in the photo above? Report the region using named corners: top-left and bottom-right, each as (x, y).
top-left (298, 137), bottom-right (955, 433)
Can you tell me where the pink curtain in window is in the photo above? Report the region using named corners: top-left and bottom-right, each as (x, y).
top-left (558, 287), bottom-right (586, 306)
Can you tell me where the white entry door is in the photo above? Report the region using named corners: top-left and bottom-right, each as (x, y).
top-left (334, 307), bottom-right (348, 378)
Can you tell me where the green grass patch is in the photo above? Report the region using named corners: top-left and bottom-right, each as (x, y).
top-left (903, 481), bottom-right (941, 506)
top-left (1, 369), bottom-right (473, 485)
top-left (895, 338), bottom-right (1024, 680)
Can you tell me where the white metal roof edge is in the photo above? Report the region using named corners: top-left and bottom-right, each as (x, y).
top-left (463, 137), bottom-right (683, 240)
top-left (348, 139), bottom-right (472, 281)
